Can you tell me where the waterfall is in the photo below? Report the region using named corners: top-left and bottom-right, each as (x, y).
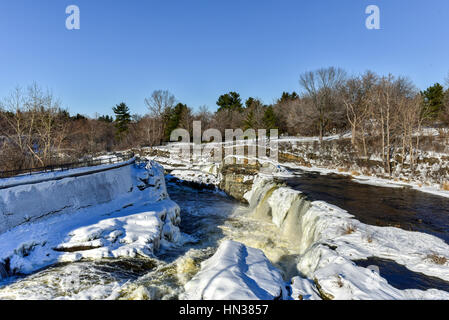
top-left (247, 175), bottom-right (318, 254)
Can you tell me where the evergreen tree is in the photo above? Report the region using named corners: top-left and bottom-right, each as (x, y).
top-left (113, 102), bottom-right (131, 140)
top-left (165, 103), bottom-right (188, 140)
top-left (71, 113), bottom-right (87, 121)
top-left (245, 97), bottom-right (256, 109)
top-left (421, 83), bottom-right (445, 120)
top-left (277, 91), bottom-right (299, 104)
top-left (216, 92), bottom-right (243, 112)
top-left (243, 109), bottom-right (255, 130)
top-left (243, 97), bottom-right (263, 130)
top-left (262, 105), bottom-right (278, 133)
top-left (98, 115), bottom-right (114, 123)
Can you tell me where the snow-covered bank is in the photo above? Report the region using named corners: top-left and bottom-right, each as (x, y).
top-left (182, 240), bottom-right (288, 300)
top-left (241, 175), bottom-right (449, 300)
top-left (277, 135), bottom-right (449, 195)
top-left (0, 158), bottom-right (135, 189)
top-left (0, 161), bottom-right (181, 276)
top-left (141, 143), bottom-right (449, 299)
top-left (0, 160), bottom-right (139, 234)
top-left (283, 162), bottom-right (449, 199)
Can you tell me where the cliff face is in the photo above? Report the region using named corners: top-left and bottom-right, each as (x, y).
top-left (218, 164), bottom-right (260, 203)
top-left (0, 162), bottom-right (141, 235)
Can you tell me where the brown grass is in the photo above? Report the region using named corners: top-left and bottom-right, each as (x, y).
top-left (442, 182), bottom-right (449, 191)
top-left (426, 253), bottom-right (448, 265)
top-left (336, 275), bottom-right (344, 288)
top-left (342, 224), bottom-right (356, 235)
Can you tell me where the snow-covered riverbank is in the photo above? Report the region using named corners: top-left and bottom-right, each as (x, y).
top-left (178, 174), bottom-right (449, 300)
top-left (140, 143), bottom-right (449, 299)
top-left (0, 161), bottom-right (181, 277)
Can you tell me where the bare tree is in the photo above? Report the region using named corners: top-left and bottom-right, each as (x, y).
top-left (369, 75), bottom-right (416, 175)
top-left (299, 67), bottom-right (347, 141)
top-left (340, 71), bottom-right (377, 154)
top-left (144, 90), bottom-right (176, 145)
top-left (195, 105), bottom-right (213, 130)
top-left (397, 95), bottom-right (422, 171)
top-left (280, 97), bottom-right (317, 136)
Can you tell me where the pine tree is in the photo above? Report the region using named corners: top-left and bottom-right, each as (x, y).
top-left (262, 105), bottom-right (278, 133)
top-left (277, 91), bottom-right (299, 104)
top-left (421, 83), bottom-right (445, 120)
top-left (98, 115), bottom-right (113, 123)
top-left (165, 103), bottom-right (188, 140)
top-left (216, 92), bottom-right (243, 112)
top-left (243, 109), bottom-right (255, 130)
top-left (243, 97), bottom-right (263, 130)
top-left (113, 102), bottom-right (131, 140)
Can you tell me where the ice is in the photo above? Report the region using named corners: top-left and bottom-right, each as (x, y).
top-left (182, 240), bottom-right (288, 300)
top-left (245, 174), bottom-right (449, 299)
top-left (0, 160), bottom-right (181, 276)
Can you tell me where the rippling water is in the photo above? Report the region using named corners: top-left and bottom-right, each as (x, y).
top-left (0, 178), bottom-right (302, 300)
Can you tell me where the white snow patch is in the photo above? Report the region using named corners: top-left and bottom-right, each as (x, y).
top-left (182, 240), bottom-right (288, 300)
top-left (0, 161), bottom-right (181, 276)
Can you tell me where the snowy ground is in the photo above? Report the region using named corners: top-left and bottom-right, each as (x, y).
top-left (0, 161), bottom-right (181, 277)
top-left (147, 144), bottom-right (449, 300)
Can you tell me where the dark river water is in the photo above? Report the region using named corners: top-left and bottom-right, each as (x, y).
top-left (282, 170), bottom-right (449, 244)
top-left (354, 257), bottom-right (449, 292)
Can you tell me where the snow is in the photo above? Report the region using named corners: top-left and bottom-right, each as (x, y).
top-left (0, 160), bottom-right (140, 234)
top-left (244, 174), bottom-right (449, 300)
top-left (182, 240), bottom-right (288, 300)
top-left (283, 162), bottom-right (449, 199)
top-left (2, 137), bottom-right (449, 300)
top-left (290, 276), bottom-right (322, 300)
top-left (299, 244), bottom-right (449, 300)
top-left (169, 169), bottom-right (219, 187)
top-left (0, 158), bottom-right (135, 189)
top-left (0, 160), bottom-right (181, 276)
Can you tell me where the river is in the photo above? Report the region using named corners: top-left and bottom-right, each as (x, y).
top-left (0, 176), bottom-right (300, 299)
top-left (0, 170), bottom-right (449, 299)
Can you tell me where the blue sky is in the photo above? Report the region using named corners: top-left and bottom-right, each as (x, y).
top-left (0, 0), bottom-right (448, 117)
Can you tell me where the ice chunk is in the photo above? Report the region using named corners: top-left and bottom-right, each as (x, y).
top-left (183, 240), bottom-right (288, 300)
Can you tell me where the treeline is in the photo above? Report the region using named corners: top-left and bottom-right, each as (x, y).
top-left (1, 68), bottom-right (449, 173)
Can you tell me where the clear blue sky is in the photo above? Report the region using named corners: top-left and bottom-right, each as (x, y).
top-left (1, 0), bottom-right (448, 117)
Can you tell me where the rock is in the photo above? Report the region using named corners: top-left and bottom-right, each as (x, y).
top-left (219, 164), bottom-right (260, 203)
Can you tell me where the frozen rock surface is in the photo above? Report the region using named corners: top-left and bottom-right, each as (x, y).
top-left (0, 161), bottom-right (181, 275)
top-left (183, 240), bottom-right (288, 300)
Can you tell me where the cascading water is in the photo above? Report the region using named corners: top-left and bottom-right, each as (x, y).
top-left (0, 172), bottom-right (319, 299)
